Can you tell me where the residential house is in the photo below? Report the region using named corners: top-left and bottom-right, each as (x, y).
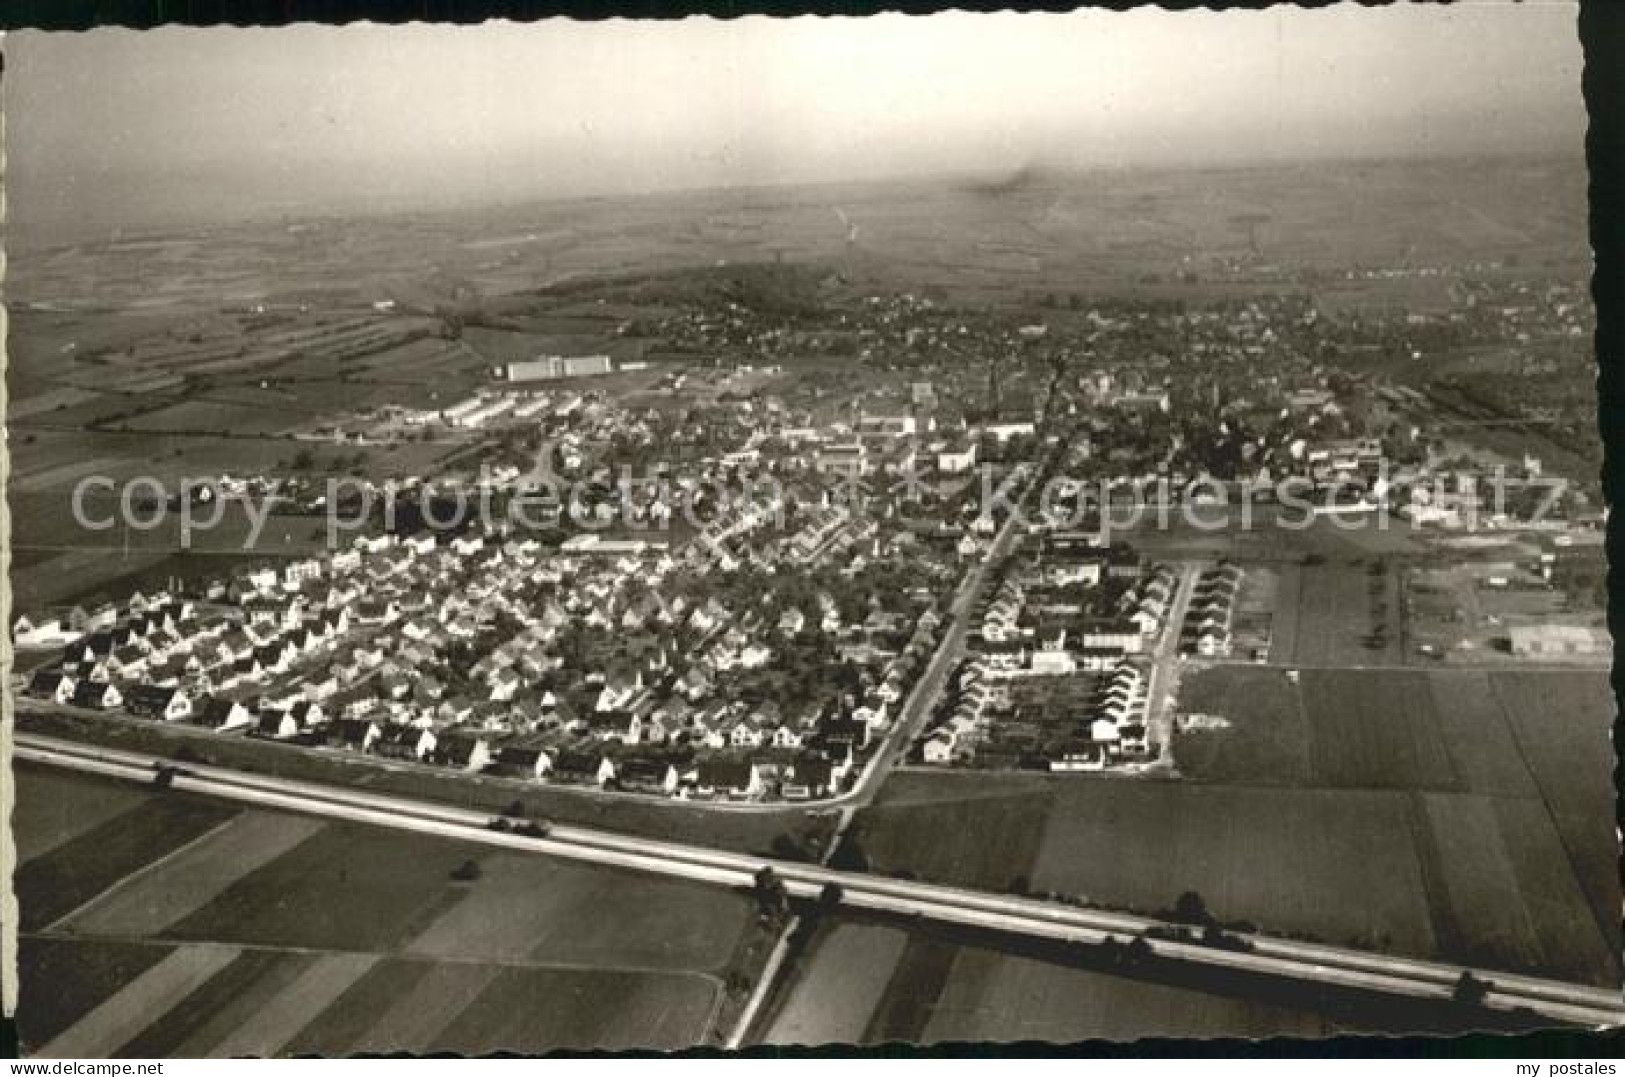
top-left (376, 724), bottom-right (437, 762)
top-left (288, 700), bottom-right (326, 729)
top-left (26, 670), bottom-right (75, 705)
top-left (433, 728), bottom-right (498, 772)
top-left (488, 668), bottom-right (522, 703)
top-left (198, 697), bottom-right (252, 732)
top-left (922, 730), bottom-right (959, 765)
top-left (616, 758), bottom-right (680, 796)
top-left (693, 759), bottom-right (765, 799)
top-left (72, 680), bottom-right (123, 711)
top-left (254, 707), bottom-right (303, 740)
top-left (328, 718), bottom-right (381, 752)
top-left (125, 684), bottom-right (193, 722)
top-left (552, 750), bottom-right (616, 787)
top-left (781, 756), bottom-right (839, 799)
top-left (107, 645), bottom-right (150, 681)
top-left (491, 742), bottom-right (554, 780)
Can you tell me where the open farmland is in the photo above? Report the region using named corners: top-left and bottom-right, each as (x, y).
top-left (13, 427), bottom-right (458, 490)
top-left (120, 398), bottom-right (312, 437)
top-left (913, 942), bottom-right (1346, 1043)
top-left (762, 923), bottom-right (912, 1046)
top-left (859, 663), bottom-right (1620, 989)
top-left (846, 781), bottom-right (1052, 894)
top-left (757, 909), bottom-right (1518, 1046)
top-left (1170, 667), bottom-right (1618, 986)
top-left (1174, 666), bottom-right (1612, 798)
top-left (1124, 510), bottom-right (1424, 566)
top-left (13, 765), bottom-right (756, 1056)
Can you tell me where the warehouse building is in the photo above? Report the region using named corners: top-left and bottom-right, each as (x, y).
top-left (505, 355), bottom-right (614, 382)
top-left (1507, 624), bottom-right (1609, 658)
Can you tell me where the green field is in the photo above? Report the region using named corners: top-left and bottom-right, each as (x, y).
top-left (913, 942), bottom-right (1343, 1043)
top-left (762, 923), bottom-right (912, 1046)
top-left (15, 791), bottom-right (241, 932)
top-left (1265, 561), bottom-right (1406, 667)
top-left (852, 784), bottom-right (1051, 894)
top-left (13, 766), bottom-right (753, 1056)
top-left (13, 937), bottom-right (179, 1050)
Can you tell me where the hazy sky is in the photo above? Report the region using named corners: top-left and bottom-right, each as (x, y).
top-left (6, 3), bottom-right (1585, 234)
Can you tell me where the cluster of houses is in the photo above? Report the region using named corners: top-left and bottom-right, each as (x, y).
top-left (913, 539), bottom-right (1168, 772)
top-left (975, 548), bottom-right (1176, 678)
top-left (1045, 662), bottom-right (1151, 771)
top-left (918, 652), bottom-right (1151, 771)
top-left (920, 657), bottom-right (993, 765)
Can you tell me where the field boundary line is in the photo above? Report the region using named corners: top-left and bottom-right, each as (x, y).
top-left (727, 920), bottom-right (795, 1049)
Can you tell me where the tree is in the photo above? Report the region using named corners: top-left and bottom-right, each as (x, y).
top-left (753, 866), bottom-right (788, 919)
top-left (1172, 890), bottom-right (1211, 926)
top-left (828, 837), bottom-right (869, 873)
top-left (818, 882), bottom-right (844, 910)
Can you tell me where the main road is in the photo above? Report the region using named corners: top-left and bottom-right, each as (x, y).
top-left (844, 493), bottom-right (1025, 804)
top-left (18, 733), bottom-right (1621, 1030)
top-left (1139, 560), bottom-right (1204, 768)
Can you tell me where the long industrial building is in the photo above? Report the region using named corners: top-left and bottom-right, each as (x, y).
top-left (505, 355), bottom-right (614, 382)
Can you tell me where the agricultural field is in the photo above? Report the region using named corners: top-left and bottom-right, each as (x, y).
top-left (120, 398), bottom-right (312, 437)
top-left (8, 423), bottom-right (459, 611)
top-left (1226, 564), bottom-right (1278, 660)
top-left (1125, 510), bottom-right (1423, 570)
top-left (1265, 560), bottom-right (1406, 667)
top-left (15, 425), bottom-right (460, 487)
top-left (848, 779), bottom-right (1051, 894)
top-left (912, 942), bottom-right (1347, 1044)
top-left (12, 764), bottom-right (759, 1057)
top-left (9, 489), bottom-right (337, 612)
top-left (1405, 558), bottom-right (1608, 666)
top-left (761, 923), bottom-right (913, 1046)
top-left (1173, 666), bottom-right (1612, 798)
top-left (857, 665), bottom-right (1619, 989)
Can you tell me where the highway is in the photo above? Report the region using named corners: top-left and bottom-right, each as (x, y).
top-left (19, 732), bottom-right (1622, 1030)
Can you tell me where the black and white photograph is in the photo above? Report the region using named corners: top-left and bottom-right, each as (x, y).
top-left (3, 0), bottom-right (1620, 1058)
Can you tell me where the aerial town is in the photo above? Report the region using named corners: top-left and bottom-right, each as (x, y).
top-left (13, 240), bottom-right (1610, 819)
